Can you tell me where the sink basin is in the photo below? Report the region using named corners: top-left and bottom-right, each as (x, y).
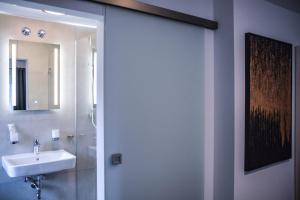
top-left (2, 150), bottom-right (76, 178)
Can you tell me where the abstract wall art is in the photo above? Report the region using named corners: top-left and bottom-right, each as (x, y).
top-left (245, 33), bottom-right (292, 171)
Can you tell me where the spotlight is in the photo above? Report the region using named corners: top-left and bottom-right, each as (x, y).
top-left (21, 27), bottom-right (31, 36)
top-left (37, 29), bottom-right (46, 39)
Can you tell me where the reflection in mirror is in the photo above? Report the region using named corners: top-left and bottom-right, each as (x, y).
top-left (9, 40), bottom-right (60, 110)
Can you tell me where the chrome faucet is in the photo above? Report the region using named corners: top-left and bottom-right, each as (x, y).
top-left (33, 139), bottom-right (40, 155)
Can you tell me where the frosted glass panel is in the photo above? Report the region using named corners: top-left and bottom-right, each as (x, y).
top-left (76, 35), bottom-right (97, 200)
top-left (104, 7), bottom-right (205, 200)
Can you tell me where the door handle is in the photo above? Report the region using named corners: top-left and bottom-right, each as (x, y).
top-left (111, 153), bottom-right (122, 165)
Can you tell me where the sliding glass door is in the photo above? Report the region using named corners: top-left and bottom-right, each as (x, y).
top-left (104, 6), bottom-right (205, 200)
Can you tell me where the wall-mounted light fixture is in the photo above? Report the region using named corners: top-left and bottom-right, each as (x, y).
top-left (21, 27), bottom-right (31, 36)
top-left (11, 43), bottom-right (17, 107)
top-left (53, 48), bottom-right (59, 106)
top-left (42, 10), bottom-right (65, 16)
top-left (37, 29), bottom-right (46, 39)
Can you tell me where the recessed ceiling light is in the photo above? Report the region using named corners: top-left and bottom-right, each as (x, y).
top-left (42, 10), bottom-right (65, 16)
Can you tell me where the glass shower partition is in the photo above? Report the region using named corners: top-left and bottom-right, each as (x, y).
top-left (76, 33), bottom-right (97, 200)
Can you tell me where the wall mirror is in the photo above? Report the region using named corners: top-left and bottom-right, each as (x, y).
top-left (9, 40), bottom-right (60, 110)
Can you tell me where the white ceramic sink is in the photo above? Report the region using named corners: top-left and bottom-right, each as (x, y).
top-left (2, 150), bottom-right (76, 178)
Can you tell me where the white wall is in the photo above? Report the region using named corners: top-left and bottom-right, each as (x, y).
top-left (213, 0), bottom-right (235, 199)
top-left (234, 0), bottom-right (300, 199)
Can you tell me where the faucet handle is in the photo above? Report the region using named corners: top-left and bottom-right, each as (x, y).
top-left (34, 139), bottom-right (40, 145)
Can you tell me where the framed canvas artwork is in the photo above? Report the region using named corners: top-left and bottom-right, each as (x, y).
top-left (245, 33), bottom-right (292, 171)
